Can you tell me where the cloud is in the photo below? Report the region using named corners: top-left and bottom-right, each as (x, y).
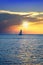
top-left (0, 10), bottom-right (28, 15)
top-left (0, 10), bottom-right (43, 33)
top-left (0, 13), bottom-right (23, 33)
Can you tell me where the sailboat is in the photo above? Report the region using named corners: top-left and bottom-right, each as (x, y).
top-left (19, 30), bottom-right (22, 35)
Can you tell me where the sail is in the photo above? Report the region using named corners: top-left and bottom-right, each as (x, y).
top-left (19, 30), bottom-right (22, 35)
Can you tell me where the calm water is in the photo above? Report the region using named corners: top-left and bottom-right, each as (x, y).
top-left (0, 34), bottom-right (43, 65)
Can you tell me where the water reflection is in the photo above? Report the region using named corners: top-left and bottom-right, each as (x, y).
top-left (0, 35), bottom-right (43, 65)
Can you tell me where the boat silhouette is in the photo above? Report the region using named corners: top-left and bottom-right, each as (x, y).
top-left (19, 30), bottom-right (22, 35)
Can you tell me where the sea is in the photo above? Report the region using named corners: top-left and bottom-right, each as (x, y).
top-left (0, 34), bottom-right (43, 65)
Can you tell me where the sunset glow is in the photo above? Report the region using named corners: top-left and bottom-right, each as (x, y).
top-left (0, 10), bottom-right (43, 34)
top-left (22, 21), bottom-right (29, 28)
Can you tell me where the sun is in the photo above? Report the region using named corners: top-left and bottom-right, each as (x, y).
top-left (22, 21), bottom-right (29, 28)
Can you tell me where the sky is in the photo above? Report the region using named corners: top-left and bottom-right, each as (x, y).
top-left (0, 0), bottom-right (43, 12)
top-left (0, 0), bottom-right (43, 34)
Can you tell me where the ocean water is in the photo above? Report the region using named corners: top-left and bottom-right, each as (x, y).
top-left (0, 34), bottom-right (43, 65)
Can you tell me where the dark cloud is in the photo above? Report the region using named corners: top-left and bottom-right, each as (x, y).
top-left (0, 13), bottom-right (23, 24)
top-left (0, 13), bottom-right (23, 33)
top-left (24, 17), bottom-right (39, 22)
